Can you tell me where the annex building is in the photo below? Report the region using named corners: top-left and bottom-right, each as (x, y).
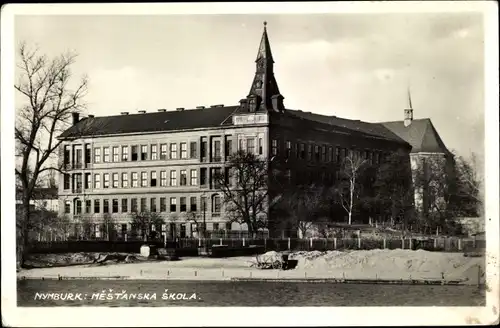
top-left (58, 23), bottom-right (415, 239)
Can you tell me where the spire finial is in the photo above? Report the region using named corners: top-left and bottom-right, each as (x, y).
top-left (264, 21), bottom-right (267, 27)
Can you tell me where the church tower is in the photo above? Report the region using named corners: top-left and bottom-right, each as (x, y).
top-left (239, 22), bottom-right (285, 113)
top-left (404, 88), bottom-right (414, 127)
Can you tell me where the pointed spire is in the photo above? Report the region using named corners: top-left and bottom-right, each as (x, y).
top-left (407, 87), bottom-right (413, 109)
top-left (256, 21), bottom-right (274, 63)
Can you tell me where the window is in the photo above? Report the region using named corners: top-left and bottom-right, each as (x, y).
top-left (160, 144), bottom-right (167, 160)
top-left (212, 167), bottom-right (222, 189)
top-left (122, 146), bottom-right (128, 161)
top-left (141, 145), bottom-right (148, 161)
top-left (170, 144), bottom-right (177, 159)
top-left (200, 168), bottom-right (207, 186)
top-left (151, 145), bottom-right (157, 160)
top-left (150, 171), bottom-right (157, 187)
top-left (238, 138), bottom-right (244, 151)
top-left (314, 145), bottom-right (320, 161)
top-left (140, 198), bottom-right (147, 212)
top-left (300, 143), bottom-right (305, 159)
top-left (103, 199), bottom-right (109, 213)
top-left (112, 173), bottom-right (118, 188)
top-left (170, 197), bottom-right (177, 212)
top-left (180, 143), bottom-right (187, 159)
top-left (94, 174), bottom-right (101, 189)
top-left (94, 148), bottom-right (101, 163)
top-left (201, 139), bottom-right (207, 159)
top-left (131, 146), bottom-right (138, 161)
top-left (180, 170), bottom-right (187, 186)
top-left (170, 170), bottom-right (177, 186)
top-left (212, 195), bottom-right (221, 213)
top-left (247, 138), bottom-right (255, 154)
top-left (121, 172), bottom-right (128, 188)
top-left (132, 172), bottom-right (138, 187)
top-left (94, 199), bottom-right (100, 213)
top-left (201, 196), bottom-right (207, 213)
top-left (103, 147), bottom-right (110, 162)
top-left (336, 147), bottom-right (340, 162)
top-left (63, 146), bottom-right (70, 166)
top-left (141, 172), bottom-right (148, 187)
top-left (374, 152), bottom-right (379, 164)
top-left (85, 173), bottom-right (91, 189)
top-left (213, 140), bottom-right (221, 161)
top-left (285, 141), bottom-right (291, 159)
top-left (190, 141), bottom-right (197, 158)
top-left (271, 139), bottom-right (278, 156)
top-left (226, 222), bottom-right (232, 231)
top-left (85, 144), bottom-right (91, 165)
top-left (150, 198), bottom-right (157, 212)
top-left (103, 173), bottom-right (110, 188)
top-left (225, 137), bottom-right (232, 158)
top-left (65, 201), bottom-right (71, 214)
top-left (258, 138), bottom-right (263, 155)
top-left (85, 200), bottom-right (91, 213)
top-left (131, 198), bottom-right (138, 212)
top-left (121, 199), bottom-right (128, 213)
top-left (160, 197), bottom-right (166, 212)
top-left (112, 199), bottom-right (119, 213)
top-left (180, 197), bottom-right (187, 212)
top-left (328, 147), bottom-right (333, 162)
top-left (322, 146), bottom-right (327, 162)
top-left (160, 171), bottom-right (167, 186)
top-left (307, 144), bottom-right (312, 160)
top-left (190, 169), bottom-right (197, 185)
top-left (112, 146), bottom-right (119, 162)
top-left (190, 197), bottom-right (197, 212)
top-left (64, 174), bottom-right (70, 190)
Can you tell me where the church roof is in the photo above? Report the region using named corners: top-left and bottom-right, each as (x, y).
top-left (380, 118), bottom-right (450, 154)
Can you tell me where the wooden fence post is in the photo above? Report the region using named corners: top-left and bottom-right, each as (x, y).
top-left (383, 238), bottom-right (386, 249)
top-left (409, 238), bottom-right (412, 250)
top-left (264, 238), bottom-right (267, 251)
top-left (434, 238), bottom-right (437, 249)
top-left (198, 238), bottom-right (201, 247)
top-left (288, 237), bottom-right (291, 250)
top-left (125, 234), bottom-right (128, 242)
top-left (458, 238), bottom-right (462, 251)
top-left (220, 238), bottom-right (222, 246)
top-left (310, 238), bottom-right (313, 249)
top-left (243, 237), bottom-right (246, 247)
top-left (333, 238), bottom-right (337, 250)
top-left (401, 238), bottom-right (404, 250)
top-left (163, 233), bottom-right (166, 248)
top-left (358, 238), bottom-right (361, 249)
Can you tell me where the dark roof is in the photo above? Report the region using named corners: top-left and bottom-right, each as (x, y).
top-left (287, 109), bottom-right (410, 145)
top-left (380, 119), bottom-right (450, 154)
top-left (59, 106), bottom-right (238, 138)
top-left (16, 187), bottom-right (58, 200)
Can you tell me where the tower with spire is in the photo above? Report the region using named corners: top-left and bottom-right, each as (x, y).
top-left (239, 22), bottom-right (285, 113)
top-left (404, 87), bottom-right (414, 127)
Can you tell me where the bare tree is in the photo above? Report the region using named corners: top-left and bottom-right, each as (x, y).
top-left (15, 42), bottom-right (88, 266)
top-left (102, 213), bottom-right (117, 241)
top-left (131, 211), bottom-right (165, 242)
top-left (336, 151), bottom-right (367, 225)
top-left (213, 150), bottom-right (269, 238)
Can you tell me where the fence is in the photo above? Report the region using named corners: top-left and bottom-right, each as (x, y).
top-left (27, 236), bottom-right (486, 255)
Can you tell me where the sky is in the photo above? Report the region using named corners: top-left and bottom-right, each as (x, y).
top-left (14, 13), bottom-right (485, 158)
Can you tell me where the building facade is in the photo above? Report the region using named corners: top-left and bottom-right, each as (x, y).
top-left (58, 23), bottom-right (412, 239)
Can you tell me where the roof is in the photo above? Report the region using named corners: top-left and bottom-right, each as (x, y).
top-left (59, 106), bottom-right (238, 138)
top-left (16, 187), bottom-right (58, 200)
top-left (286, 109), bottom-right (410, 145)
top-left (380, 118), bottom-right (450, 154)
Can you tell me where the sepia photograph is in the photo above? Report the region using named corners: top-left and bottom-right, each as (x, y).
top-left (1, 1), bottom-right (498, 327)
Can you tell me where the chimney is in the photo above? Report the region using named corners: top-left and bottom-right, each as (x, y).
top-left (88, 114), bottom-right (95, 118)
top-left (176, 107), bottom-right (185, 111)
top-left (196, 106), bottom-right (205, 109)
top-left (239, 98), bottom-right (248, 111)
top-left (157, 109), bottom-right (167, 112)
top-left (121, 112), bottom-right (129, 115)
top-left (138, 110), bottom-right (146, 114)
top-left (71, 112), bottom-right (80, 125)
top-left (271, 94), bottom-right (285, 112)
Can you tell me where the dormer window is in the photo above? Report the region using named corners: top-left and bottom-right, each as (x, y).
top-left (249, 97), bottom-right (257, 112)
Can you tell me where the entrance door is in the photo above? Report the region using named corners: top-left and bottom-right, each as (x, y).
top-left (180, 224), bottom-right (186, 238)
